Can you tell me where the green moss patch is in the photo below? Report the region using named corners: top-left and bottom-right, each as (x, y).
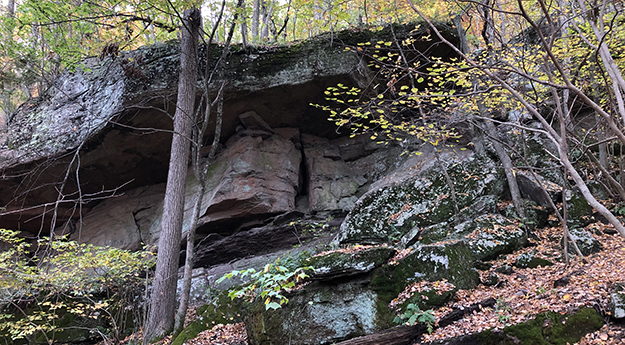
top-left (370, 240), bottom-right (479, 328)
top-left (473, 308), bottom-right (604, 345)
top-left (338, 153), bottom-right (504, 245)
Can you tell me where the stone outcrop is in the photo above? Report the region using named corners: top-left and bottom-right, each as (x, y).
top-left (0, 24), bottom-right (459, 235)
top-left (2, 19), bottom-right (615, 345)
top-left (335, 147), bottom-right (505, 245)
top-left (244, 240), bottom-right (479, 345)
top-left (414, 214), bottom-right (527, 261)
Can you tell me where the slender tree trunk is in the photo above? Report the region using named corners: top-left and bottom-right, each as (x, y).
top-left (7, 0), bottom-right (14, 17)
top-left (172, 183), bottom-right (204, 336)
top-left (252, 0), bottom-right (260, 42)
top-left (484, 120), bottom-right (525, 220)
top-left (143, 8), bottom-right (200, 345)
top-left (452, 15), bottom-right (468, 54)
top-left (562, 170), bottom-right (570, 265)
top-left (172, 0), bottom-right (241, 335)
top-left (241, 19), bottom-right (248, 49)
top-left (261, 2), bottom-right (271, 39)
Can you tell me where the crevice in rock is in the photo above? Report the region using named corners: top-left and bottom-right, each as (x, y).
top-left (296, 133), bottom-right (310, 213)
top-left (131, 208), bottom-right (145, 245)
top-left (298, 136), bottom-right (309, 197)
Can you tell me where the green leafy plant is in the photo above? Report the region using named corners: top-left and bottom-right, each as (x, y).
top-left (217, 256), bottom-right (314, 310)
top-left (495, 298), bottom-right (511, 325)
top-left (0, 229), bottom-right (155, 343)
top-left (393, 303), bottom-right (436, 333)
top-left (613, 202), bottom-right (625, 216)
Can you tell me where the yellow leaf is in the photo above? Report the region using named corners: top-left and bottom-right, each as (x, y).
top-left (562, 294), bottom-right (570, 301)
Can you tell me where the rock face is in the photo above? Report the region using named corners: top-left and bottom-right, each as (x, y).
top-left (66, 125), bottom-right (302, 247)
top-left (67, 184), bottom-right (165, 250)
top-left (302, 134), bottom-right (367, 212)
top-left (2, 20), bottom-right (613, 345)
top-left (246, 276), bottom-right (380, 345)
top-left (244, 241), bottom-right (479, 345)
top-left (416, 214), bottom-right (527, 261)
top-left (0, 24), bottom-right (458, 235)
top-left (335, 147), bottom-right (505, 245)
top-left (610, 282), bottom-right (625, 319)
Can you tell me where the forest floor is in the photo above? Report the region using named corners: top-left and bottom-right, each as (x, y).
top-left (120, 221), bottom-right (625, 345)
top-left (419, 222), bottom-right (625, 344)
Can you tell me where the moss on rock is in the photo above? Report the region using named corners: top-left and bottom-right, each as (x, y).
top-left (369, 240), bottom-right (479, 329)
top-left (514, 252), bottom-right (553, 268)
top-left (566, 228), bottom-right (603, 256)
top-left (418, 214), bottom-right (527, 261)
top-left (243, 277), bottom-right (380, 345)
top-left (337, 153), bottom-right (504, 245)
top-left (566, 192), bottom-right (593, 228)
top-left (433, 308), bottom-right (604, 345)
top-left (304, 246), bottom-right (395, 280)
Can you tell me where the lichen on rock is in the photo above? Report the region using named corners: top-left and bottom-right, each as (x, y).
top-left (335, 149), bottom-right (504, 245)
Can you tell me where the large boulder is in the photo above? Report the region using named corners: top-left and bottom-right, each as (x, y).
top-left (245, 276), bottom-right (381, 345)
top-left (335, 147), bottom-right (504, 245)
top-left (244, 240), bottom-right (479, 345)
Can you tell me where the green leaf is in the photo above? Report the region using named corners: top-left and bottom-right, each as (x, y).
top-left (266, 302), bottom-right (282, 310)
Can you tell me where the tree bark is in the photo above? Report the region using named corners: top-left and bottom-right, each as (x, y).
top-left (143, 8), bottom-right (200, 345)
top-left (171, 0), bottom-right (241, 335)
top-left (6, 0), bottom-right (14, 17)
top-left (252, 0), bottom-right (260, 42)
top-left (484, 120), bottom-right (525, 220)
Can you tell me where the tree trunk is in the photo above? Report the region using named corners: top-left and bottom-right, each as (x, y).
top-left (484, 120), bottom-right (525, 220)
top-left (172, 183), bottom-right (204, 337)
top-left (143, 8), bottom-right (200, 345)
top-left (171, 0), bottom-right (241, 335)
top-left (252, 0), bottom-right (260, 42)
top-left (7, 0), bottom-right (14, 17)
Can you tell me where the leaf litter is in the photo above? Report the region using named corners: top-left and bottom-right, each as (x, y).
top-left (419, 222), bottom-right (625, 344)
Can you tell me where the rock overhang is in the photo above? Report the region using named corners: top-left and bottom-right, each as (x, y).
top-left (0, 22), bottom-right (460, 234)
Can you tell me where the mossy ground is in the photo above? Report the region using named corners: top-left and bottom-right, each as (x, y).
top-left (474, 308), bottom-right (604, 345)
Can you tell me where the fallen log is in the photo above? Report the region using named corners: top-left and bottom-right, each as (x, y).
top-left (335, 297), bottom-right (496, 345)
